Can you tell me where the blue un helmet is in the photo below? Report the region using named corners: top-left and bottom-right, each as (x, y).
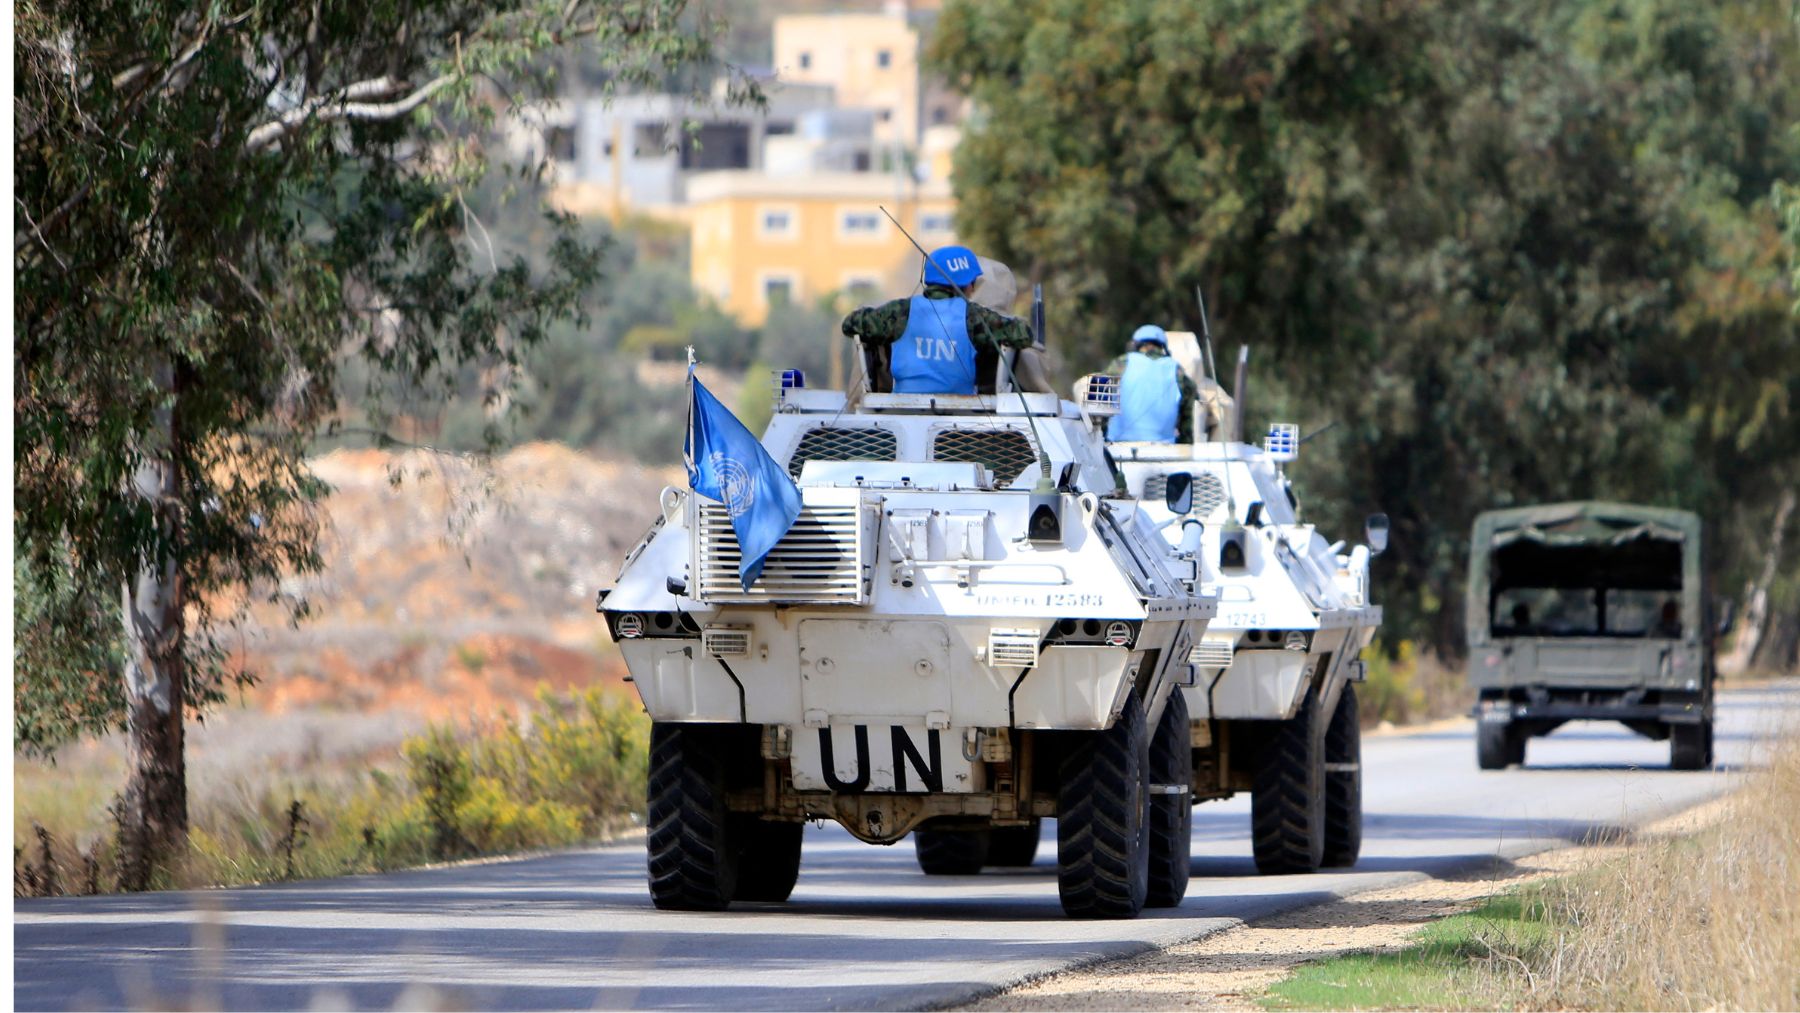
top-left (923, 245), bottom-right (983, 288)
top-left (1131, 324), bottom-right (1168, 347)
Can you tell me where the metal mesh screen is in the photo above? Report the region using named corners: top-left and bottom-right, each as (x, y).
top-left (1146, 472), bottom-right (1229, 516)
top-left (931, 428), bottom-right (1038, 486)
top-left (787, 427), bottom-right (898, 479)
top-left (1195, 473), bottom-right (1228, 516)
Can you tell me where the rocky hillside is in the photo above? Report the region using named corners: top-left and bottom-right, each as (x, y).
top-left (237, 443), bottom-right (680, 720)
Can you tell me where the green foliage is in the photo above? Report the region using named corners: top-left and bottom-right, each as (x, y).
top-left (13, 686), bottom-right (651, 893)
top-left (934, 0), bottom-right (1800, 653)
top-left (14, 1), bottom-right (750, 749)
top-left (757, 298), bottom-right (842, 382)
top-left (1261, 889), bottom-right (1561, 1010)
top-left (13, 547), bottom-right (127, 755)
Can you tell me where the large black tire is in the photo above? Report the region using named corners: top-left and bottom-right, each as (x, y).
top-left (986, 819), bottom-right (1043, 867)
top-left (732, 819), bottom-right (803, 902)
top-left (647, 723), bottom-right (738, 910)
top-left (1321, 684), bottom-right (1363, 869)
top-left (1252, 686), bottom-right (1325, 875)
top-left (914, 830), bottom-right (990, 875)
top-left (1670, 719), bottom-right (1714, 771)
top-left (1057, 689), bottom-right (1150, 919)
top-left (1146, 689), bottom-right (1193, 907)
top-left (1476, 719), bottom-right (1522, 770)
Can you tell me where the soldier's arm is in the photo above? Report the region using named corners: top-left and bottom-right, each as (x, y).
top-left (965, 304), bottom-right (1035, 350)
top-left (841, 298), bottom-right (911, 344)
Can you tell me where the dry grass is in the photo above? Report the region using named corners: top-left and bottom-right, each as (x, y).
top-left (14, 686), bottom-right (649, 896)
top-left (1520, 734), bottom-right (1800, 1010)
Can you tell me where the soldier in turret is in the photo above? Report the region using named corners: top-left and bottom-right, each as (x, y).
top-left (1106, 325), bottom-right (1199, 443)
top-left (841, 244), bottom-right (1033, 395)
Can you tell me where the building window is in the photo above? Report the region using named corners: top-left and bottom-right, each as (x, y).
top-left (762, 275), bottom-right (797, 307)
top-left (758, 205), bottom-right (798, 239)
top-left (798, 51), bottom-right (812, 70)
top-left (877, 49), bottom-right (892, 68)
top-left (545, 126), bottom-right (576, 163)
top-left (840, 211), bottom-right (882, 239)
top-left (920, 212), bottom-right (954, 234)
top-left (842, 275), bottom-right (882, 302)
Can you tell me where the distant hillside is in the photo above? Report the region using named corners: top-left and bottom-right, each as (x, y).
top-left (236, 443), bottom-right (679, 719)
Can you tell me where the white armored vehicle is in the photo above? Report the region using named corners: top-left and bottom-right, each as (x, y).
top-left (1091, 334), bottom-right (1385, 875)
top-left (601, 358), bottom-right (1218, 918)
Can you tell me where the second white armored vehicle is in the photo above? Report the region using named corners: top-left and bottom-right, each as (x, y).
top-left (602, 359), bottom-right (1217, 918)
top-left (1094, 334), bottom-right (1385, 876)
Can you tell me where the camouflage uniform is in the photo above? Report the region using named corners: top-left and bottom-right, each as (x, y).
top-left (841, 284), bottom-right (1034, 350)
top-left (1106, 343), bottom-right (1199, 444)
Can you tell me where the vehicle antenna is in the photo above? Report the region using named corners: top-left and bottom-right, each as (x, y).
top-left (1194, 286), bottom-right (1217, 383)
top-left (878, 206), bottom-right (1054, 491)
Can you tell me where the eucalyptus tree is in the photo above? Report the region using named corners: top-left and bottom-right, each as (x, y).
top-left (15, 0), bottom-right (746, 885)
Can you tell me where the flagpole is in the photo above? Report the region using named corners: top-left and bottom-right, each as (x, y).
top-left (683, 345), bottom-right (697, 477)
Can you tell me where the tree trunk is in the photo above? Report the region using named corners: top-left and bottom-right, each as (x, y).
top-left (1721, 488), bottom-right (1795, 676)
top-left (117, 371), bottom-right (187, 890)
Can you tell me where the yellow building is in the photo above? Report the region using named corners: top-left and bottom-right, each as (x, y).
top-left (773, 11), bottom-right (922, 148)
top-left (688, 171), bottom-right (958, 326)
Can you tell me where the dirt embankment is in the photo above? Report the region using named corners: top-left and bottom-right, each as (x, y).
top-left (234, 442), bottom-right (679, 721)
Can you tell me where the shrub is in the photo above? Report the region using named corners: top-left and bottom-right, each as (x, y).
top-left (15, 685), bottom-right (651, 894)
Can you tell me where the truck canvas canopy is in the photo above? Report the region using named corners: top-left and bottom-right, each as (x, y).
top-left (1467, 502), bottom-right (1703, 645)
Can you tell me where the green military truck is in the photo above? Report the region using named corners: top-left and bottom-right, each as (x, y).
top-left (1466, 502), bottom-right (1715, 771)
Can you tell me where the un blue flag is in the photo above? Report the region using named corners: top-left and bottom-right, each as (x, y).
top-left (685, 370), bottom-right (802, 590)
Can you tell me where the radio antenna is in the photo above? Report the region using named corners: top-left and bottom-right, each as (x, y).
top-left (1195, 286), bottom-right (1218, 383)
top-left (879, 206), bottom-right (1053, 491)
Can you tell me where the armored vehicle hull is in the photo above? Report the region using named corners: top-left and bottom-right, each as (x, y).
top-left (1111, 439), bottom-right (1382, 874)
top-left (1076, 326), bottom-right (1384, 876)
top-left (1466, 502), bottom-right (1715, 770)
top-left (603, 385), bottom-right (1217, 918)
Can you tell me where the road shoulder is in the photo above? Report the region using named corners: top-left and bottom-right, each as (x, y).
top-left (955, 798), bottom-right (1730, 1011)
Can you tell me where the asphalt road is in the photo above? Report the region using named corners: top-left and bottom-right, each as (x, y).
top-left (16, 682), bottom-right (1798, 1012)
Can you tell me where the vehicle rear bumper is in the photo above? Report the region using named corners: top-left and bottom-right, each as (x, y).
top-left (1474, 697), bottom-right (1709, 725)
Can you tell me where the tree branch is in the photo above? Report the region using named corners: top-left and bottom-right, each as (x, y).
top-left (243, 74), bottom-right (451, 151)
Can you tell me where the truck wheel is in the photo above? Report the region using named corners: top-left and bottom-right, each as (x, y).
top-left (986, 819), bottom-right (1043, 867)
top-left (1670, 720), bottom-right (1713, 771)
top-left (1252, 686), bottom-right (1325, 875)
top-left (914, 830), bottom-right (990, 875)
top-left (647, 723), bottom-right (739, 910)
top-left (1057, 688), bottom-right (1150, 919)
top-left (732, 819), bottom-right (803, 902)
top-left (1476, 720), bottom-right (1517, 770)
top-left (1146, 689), bottom-right (1193, 907)
top-left (1321, 684), bottom-right (1363, 869)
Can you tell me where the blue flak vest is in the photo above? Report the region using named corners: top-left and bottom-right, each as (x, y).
top-left (1109, 351), bottom-right (1181, 442)
top-left (893, 295), bottom-right (977, 394)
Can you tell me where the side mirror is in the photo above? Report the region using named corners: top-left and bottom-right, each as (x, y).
top-left (1164, 473), bottom-right (1194, 515)
top-left (1715, 597), bottom-right (1736, 638)
top-left (1365, 513), bottom-right (1390, 555)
